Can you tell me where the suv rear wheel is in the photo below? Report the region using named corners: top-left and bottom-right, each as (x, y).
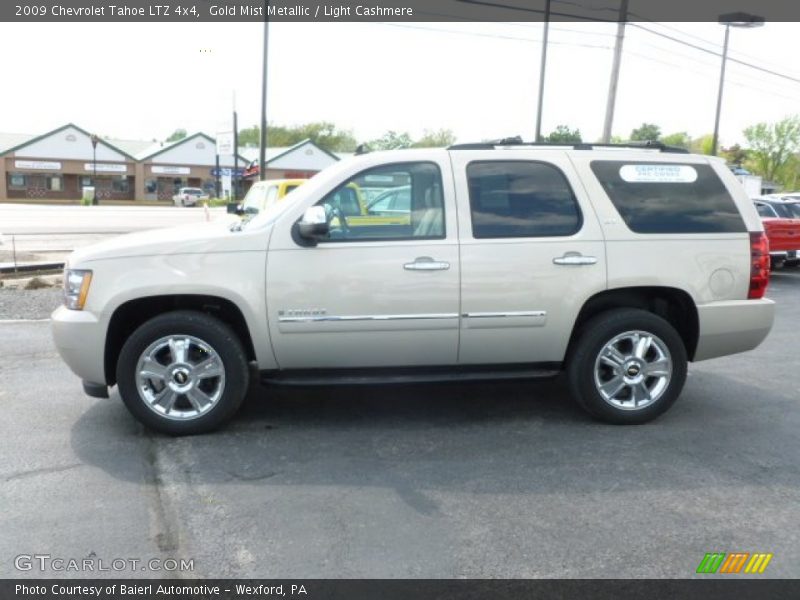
top-left (116, 310), bottom-right (249, 435)
top-left (567, 309), bottom-right (687, 424)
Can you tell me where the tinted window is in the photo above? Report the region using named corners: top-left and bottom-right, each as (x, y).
top-left (755, 203), bottom-right (776, 218)
top-left (770, 203), bottom-right (795, 219)
top-left (590, 161), bottom-right (746, 234)
top-left (786, 203), bottom-right (800, 218)
top-left (467, 161), bottom-right (581, 238)
top-left (316, 162), bottom-right (444, 242)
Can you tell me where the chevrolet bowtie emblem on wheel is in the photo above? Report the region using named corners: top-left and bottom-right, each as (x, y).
top-left (696, 552), bottom-right (773, 574)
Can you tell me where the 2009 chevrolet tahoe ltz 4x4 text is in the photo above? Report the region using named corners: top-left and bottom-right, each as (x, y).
top-left (52, 141), bottom-right (775, 435)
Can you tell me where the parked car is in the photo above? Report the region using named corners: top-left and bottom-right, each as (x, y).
top-left (173, 187), bottom-right (208, 207)
top-left (366, 184), bottom-right (411, 216)
top-left (52, 142), bottom-right (774, 435)
top-left (752, 197), bottom-right (800, 268)
top-left (228, 178), bottom-right (307, 216)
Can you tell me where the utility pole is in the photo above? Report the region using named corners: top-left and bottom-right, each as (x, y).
top-left (711, 25), bottom-right (730, 156)
top-left (534, 0), bottom-right (551, 143)
top-left (233, 98), bottom-right (239, 202)
top-left (601, 0), bottom-right (629, 144)
top-left (259, 15), bottom-right (269, 182)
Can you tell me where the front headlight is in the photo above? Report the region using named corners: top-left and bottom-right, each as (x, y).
top-left (64, 269), bottom-right (93, 310)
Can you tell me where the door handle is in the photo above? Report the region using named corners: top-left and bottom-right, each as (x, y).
top-left (404, 256), bottom-right (450, 271)
top-left (553, 253), bottom-right (598, 266)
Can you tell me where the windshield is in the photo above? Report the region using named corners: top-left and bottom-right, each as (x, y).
top-left (184, 188), bottom-right (203, 196)
top-left (241, 184), bottom-right (278, 214)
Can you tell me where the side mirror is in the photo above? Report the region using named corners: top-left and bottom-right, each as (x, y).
top-left (297, 205), bottom-right (330, 241)
top-left (226, 202), bottom-right (243, 215)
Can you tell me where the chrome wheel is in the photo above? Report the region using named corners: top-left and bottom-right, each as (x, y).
top-left (593, 330), bottom-right (672, 411)
top-left (135, 334), bottom-right (226, 421)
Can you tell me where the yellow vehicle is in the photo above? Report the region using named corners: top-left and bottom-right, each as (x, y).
top-left (231, 178), bottom-right (308, 215)
top-left (324, 183), bottom-right (410, 230)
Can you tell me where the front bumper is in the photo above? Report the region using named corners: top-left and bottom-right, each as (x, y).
top-left (694, 298), bottom-right (775, 361)
top-left (51, 305), bottom-right (107, 385)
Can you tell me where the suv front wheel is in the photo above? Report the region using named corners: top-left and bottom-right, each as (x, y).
top-left (567, 309), bottom-right (687, 424)
top-left (116, 310), bottom-right (249, 435)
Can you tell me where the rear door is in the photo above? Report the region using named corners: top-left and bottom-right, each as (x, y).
top-left (450, 150), bottom-right (607, 365)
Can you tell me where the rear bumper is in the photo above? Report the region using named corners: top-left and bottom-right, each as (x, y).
top-left (694, 298), bottom-right (775, 361)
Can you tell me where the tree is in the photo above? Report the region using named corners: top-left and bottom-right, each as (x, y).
top-left (660, 132), bottom-right (691, 149)
top-left (743, 116), bottom-right (800, 185)
top-left (546, 125), bottom-right (582, 143)
top-left (237, 122), bottom-right (358, 152)
top-left (412, 129), bottom-right (457, 148)
top-left (690, 134), bottom-right (715, 156)
top-left (630, 123), bottom-right (661, 142)
top-left (368, 130), bottom-right (414, 150)
top-left (166, 129), bottom-right (187, 142)
top-left (721, 144), bottom-right (748, 166)
top-left (238, 126), bottom-right (260, 147)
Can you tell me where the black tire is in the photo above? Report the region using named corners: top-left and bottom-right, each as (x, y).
top-left (566, 308), bottom-right (687, 425)
top-left (116, 310), bottom-right (249, 435)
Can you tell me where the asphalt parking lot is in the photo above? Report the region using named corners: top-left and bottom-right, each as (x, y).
top-left (1, 270), bottom-right (799, 579)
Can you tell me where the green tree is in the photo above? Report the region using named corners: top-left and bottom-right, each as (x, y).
top-left (546, 125), bottom-right (582, 143)
top-left (721, 144), bottom-right (748, 166)
top-left (166, 128), bottom-right (187, 142)
top-left (368, 130), bottom-right (414, 150)
top-left (743, 116), bottom-right (800, 185)
top-left (411, 129), bottom-right (457, 148)
top-left (660, 132), bottom-right (691, 149)
top-left (238, 122), bottom-right (358, 152)
top-left (690, 134), bottom-right (715, 156)
top-left (630, 123), bottom-right (661, 142)
top-left (238, 126), bottom-right (260, 146)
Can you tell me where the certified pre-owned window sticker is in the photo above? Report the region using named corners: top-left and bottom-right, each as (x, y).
top-left (619, 164), bottom-right (699, 183)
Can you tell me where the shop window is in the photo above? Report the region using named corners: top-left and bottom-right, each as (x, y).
top-left (46, 176), bottom-right (63, 192)
top-left (112, 177), bottom-right (130, 193)
top-left (9, 173), bottom-right (27, 189)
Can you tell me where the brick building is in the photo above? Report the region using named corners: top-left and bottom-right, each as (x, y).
top-left (0, 123), bottom-right (342, 203)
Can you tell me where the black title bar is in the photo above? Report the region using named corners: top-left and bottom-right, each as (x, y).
top-left (2, 0), bottom-right (800, 22)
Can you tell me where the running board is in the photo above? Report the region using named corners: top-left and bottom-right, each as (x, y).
top-left (260, 364), bottom-right (561, 387)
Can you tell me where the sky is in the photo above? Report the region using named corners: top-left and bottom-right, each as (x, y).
top-left (1, 21), bottom-right (799, 148)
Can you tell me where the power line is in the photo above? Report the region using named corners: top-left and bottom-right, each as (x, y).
top-left (628, 23), bottom-right (800, 86)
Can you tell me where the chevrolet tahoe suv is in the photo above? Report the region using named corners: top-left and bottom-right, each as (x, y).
top-left (52, 141), bottom-right (775, 435)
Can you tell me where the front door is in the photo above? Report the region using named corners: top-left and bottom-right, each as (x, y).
top-left (266, 157), bottom-right (460, 369)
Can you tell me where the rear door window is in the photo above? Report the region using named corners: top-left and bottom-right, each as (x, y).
top-left (590, 161), bottom-right (746, 234)
top-left (466, 161), bottom-right (582, 238)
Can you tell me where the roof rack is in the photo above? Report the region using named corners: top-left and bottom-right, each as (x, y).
top-left (448, 137), bottom-right (689, 154)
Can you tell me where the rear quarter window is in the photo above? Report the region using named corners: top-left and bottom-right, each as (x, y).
top-left (590, 161), bottom-right (746, 234)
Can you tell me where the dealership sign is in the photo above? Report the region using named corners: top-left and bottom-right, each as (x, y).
top-left (84, 163), bottom-right (127, 173)
top-left (152, 165), bottom-right (191, 175)
top-left (15, 160), bottom-right (61, 170)
top-left (216, 132), bottom-right (234, 156)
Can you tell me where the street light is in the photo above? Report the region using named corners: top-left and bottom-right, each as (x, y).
top-left (711, 12), bottom-right (764, 156)
top-left (90, 134), bottom-right (99, 205)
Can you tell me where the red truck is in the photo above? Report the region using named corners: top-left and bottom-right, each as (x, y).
top-left (753, 197), bottom-right (800, 268)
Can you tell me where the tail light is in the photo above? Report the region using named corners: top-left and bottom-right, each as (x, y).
top-left (748, 232), bottom-right (770, 299)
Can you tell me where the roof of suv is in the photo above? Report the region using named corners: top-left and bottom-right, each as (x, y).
top-left (447, 137), bottom-right (689, 154)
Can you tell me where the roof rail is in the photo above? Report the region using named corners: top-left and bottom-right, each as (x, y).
top-left (448, 138), bottom-right (689, 154)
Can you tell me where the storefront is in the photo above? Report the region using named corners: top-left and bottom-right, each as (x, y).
top-left (0, 124), bottom-right (136, 201)
top-left (0, 124), bottom-right (342, 203)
